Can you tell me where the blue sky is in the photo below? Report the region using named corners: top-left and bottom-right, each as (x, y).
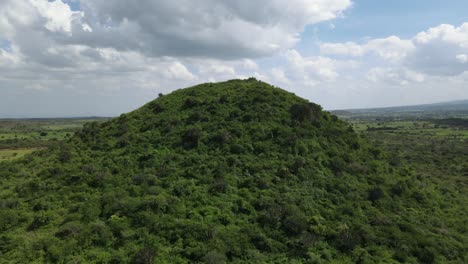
top-left (328, 0), bottom-right (467, 39)
top-left (299, 0), bottom-right (468, 50)
top-left (0, 37), bottom-right (12, 52)
top-left (0, 0), bottom-right (467, 117)
top-left (62, 0), bottom-right (80, 10)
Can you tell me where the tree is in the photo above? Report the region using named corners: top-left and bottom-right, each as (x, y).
top-left (290, 103), bottom-right (322, 123)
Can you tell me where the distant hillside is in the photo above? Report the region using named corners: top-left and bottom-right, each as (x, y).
top-left (332, 100), bottom-right (468, 119)
top-left (0, 79), bottom-right (465, 263)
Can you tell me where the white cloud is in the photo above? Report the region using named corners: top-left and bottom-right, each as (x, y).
top-left (0, 1), bottom-right (466, 117)
top-left (322, 23), bottom-right (468, 76)
top-left (0, 47), bottom-right (22, 68)
top-left (407, 23), bottom-right (468, 75)
top-left (82, 23), bottom-right (93, 32)
top-left (164, 62), bottom-right (196, 81)
top-left (366, 37), bottom-right (414, 61)
top-left (196, 60), bottom-right (237, 76)
top-left (270, 68), bottom-right (291, 84)
top-left (285, 49), bottom-right (339, 84)
top-left (0, 0), bottom-right (354, 116)
top-left (456, 54), bottom-right (468, 63)
top-left (242, 59), bottom-right (258, 70)
top-left (366, 67), bottom-right (425, 85)
top-left (413, 23), bottom-right (468, 45)
top-left (0, 0), bottom-right (354, 73)
top-left (30, 0), bottom-right (81, 33)
top-left (69, 0), bottom-right (352, 58)
top-left (320, 42), bottom-right (365, 57)
top-left (320, 36), bottom-right (414, 62)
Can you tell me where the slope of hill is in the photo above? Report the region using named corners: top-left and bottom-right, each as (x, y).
top-left (0, 79), bottom-right (466, 263)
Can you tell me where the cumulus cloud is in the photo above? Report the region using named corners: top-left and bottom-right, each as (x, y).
top-left (320, 36), bottom-right (414, 62)
top-left (68, 0), bottom-right (352, 59)
top-left (284, 50), bottom-right (339, 85)
top-left (321, 23), bottom-right (468, 76)
top-left (0, 1), bottom-right (466, 116)
top-left (406, 23), bottom-right (468, 75)
top-left (0, 0), bottom-right (353, 71)
top-left (255, 49), bottom-right (360, 93)
top-left (242, 59), bottom-right (259, 70)
top-left (456, 54), bottom-right (468, 63)
top-left (366, 67), bottom-right (425, 85)
top-left (320, 42), bottom-right (365, 57)
top-left (0, 0), bottom-right (352, 116)
top-left (30, 0), bottom-right (81, 33)
top-left (270, 68), bottom-right (291, 85)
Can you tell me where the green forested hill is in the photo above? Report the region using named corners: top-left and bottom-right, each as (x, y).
top-left (0, 79), bottom-right (466, 263)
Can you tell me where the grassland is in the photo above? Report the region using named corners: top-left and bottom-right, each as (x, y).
top-left (350, 120), bottom-right (468, 138)
top-left (0, 117), bottom-right (109, 161)
top-left (0, 148), bottom-right (41, 162)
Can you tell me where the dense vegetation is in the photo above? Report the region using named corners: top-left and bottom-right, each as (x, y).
top-left (432, 118), bottom-right (468, 128)
top-left (337, 109), bottom-right (468, 264)
top-left (0, 79), bottom-right (466, 263)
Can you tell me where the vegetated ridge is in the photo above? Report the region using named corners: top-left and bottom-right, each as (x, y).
top-left (0, 79), bottom-right (465, 263)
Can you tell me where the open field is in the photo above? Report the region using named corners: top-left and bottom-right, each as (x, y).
top-left (0, 117), bottom-right (109, 134)
top-left (335, 102), bottom-right (468, 140)
top-left (0, 131), bottom-right (71, 140)
top-left (350, 120), bottom-right (468, 138)
top-left (0, 117), bottom-right (110, 161)
top-left (0, 148), bottom-right (42, 162)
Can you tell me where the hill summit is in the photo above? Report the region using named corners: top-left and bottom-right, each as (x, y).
top-left (0, 79), bottom-right (464, 263)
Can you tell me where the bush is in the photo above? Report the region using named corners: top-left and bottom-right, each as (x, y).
top-left (368, 187), bottom-right (385, 202)
top-left (183, 97), bottom-right (201, 109)
top-left (290, 103), bottom-right (322, 123)
top-left (182, 128), bottom-right (202, 149)
top-left (203, 250), bottom-right (226, 264)
top-left (132, 246), bottom-right (157, 264)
